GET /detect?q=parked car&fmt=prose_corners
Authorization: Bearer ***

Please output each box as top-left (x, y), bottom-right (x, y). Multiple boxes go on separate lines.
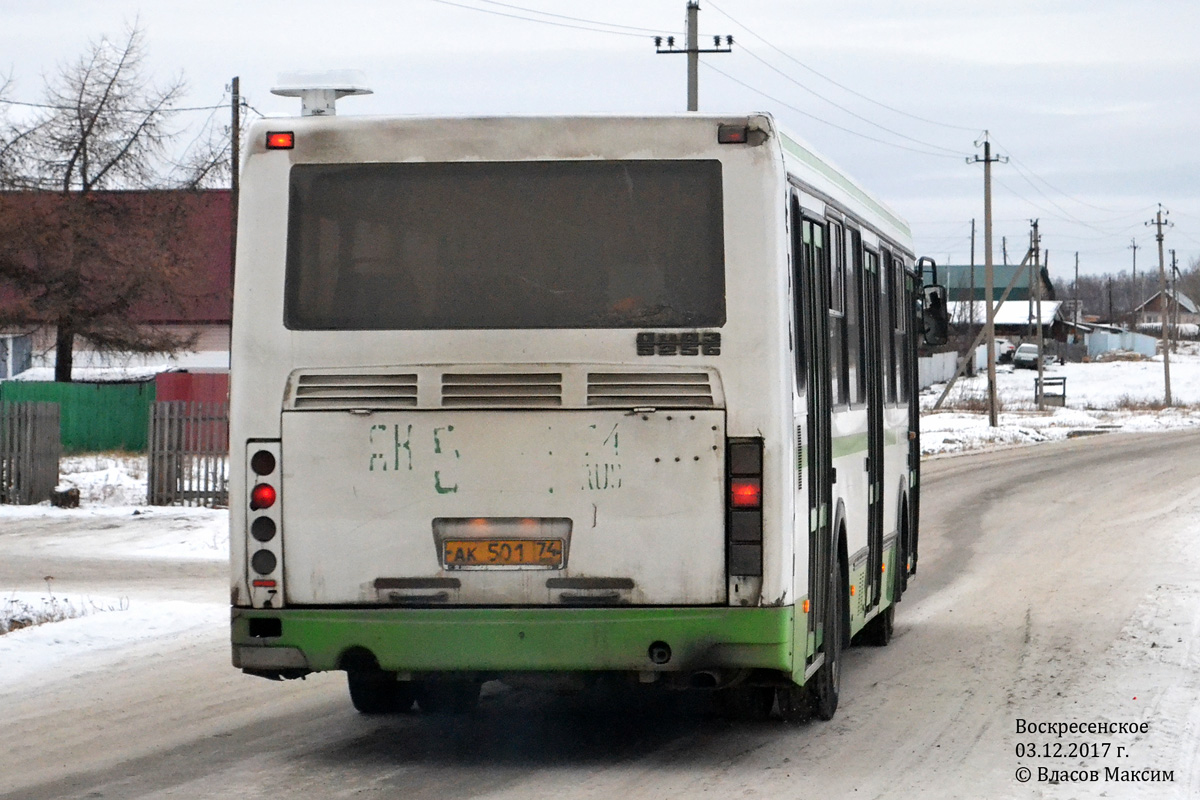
top-left (995, 338), bottom-right (1016, 363)
top-left (1012, 343), bottom-right (1041, 369)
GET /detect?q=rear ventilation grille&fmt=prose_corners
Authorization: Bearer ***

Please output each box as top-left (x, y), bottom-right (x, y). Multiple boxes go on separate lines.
top-left (293, 373), bottom-right (418, 409)
top-left (441, 373), bottom-right (562, 408)
top-left (587, 373), bottom-right (714, 408)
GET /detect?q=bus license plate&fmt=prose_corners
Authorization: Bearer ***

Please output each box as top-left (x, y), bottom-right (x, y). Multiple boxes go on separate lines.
top-left (442, 538), bottom-right (565, 569)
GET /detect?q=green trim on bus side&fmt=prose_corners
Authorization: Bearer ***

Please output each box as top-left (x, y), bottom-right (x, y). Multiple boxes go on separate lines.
top-left (847, 541), bottom-right (899, 638)
top-left (780, 134), bottom-right (913, 239)
top-left (233, 606), bottom-right (795, 675)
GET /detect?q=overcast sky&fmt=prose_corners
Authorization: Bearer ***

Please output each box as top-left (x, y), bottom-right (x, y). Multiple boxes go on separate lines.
top-left (4, 0), bottom-right (1199, 279)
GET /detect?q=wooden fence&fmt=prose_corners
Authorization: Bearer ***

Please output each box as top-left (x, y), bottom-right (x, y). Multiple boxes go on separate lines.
top-left (148, 401), bottom-right (229, 507)
top-left (0, 402), bottom-right (61, 505)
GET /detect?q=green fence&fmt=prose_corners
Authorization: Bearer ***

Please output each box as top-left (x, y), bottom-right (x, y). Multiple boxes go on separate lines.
top-left (0, 381), bottom-right (155, 453)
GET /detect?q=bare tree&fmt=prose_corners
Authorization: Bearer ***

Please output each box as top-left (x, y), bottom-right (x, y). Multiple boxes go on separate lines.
top-left (0, 24), bottom-right (225, 381)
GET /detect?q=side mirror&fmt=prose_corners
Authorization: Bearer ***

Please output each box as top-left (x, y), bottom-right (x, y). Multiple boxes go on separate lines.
top-left (921, 284), bottom-right (949, 346)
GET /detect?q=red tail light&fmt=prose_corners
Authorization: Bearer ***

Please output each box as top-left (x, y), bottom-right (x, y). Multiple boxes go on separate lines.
top-left (727, 438), bottom-right (764, 578)
top-left (266, 131), bottom-right (294, 149)
top-left (730, 478), bottom-right (762, 509)
top-left (250, 483), bottom-right (277, 510)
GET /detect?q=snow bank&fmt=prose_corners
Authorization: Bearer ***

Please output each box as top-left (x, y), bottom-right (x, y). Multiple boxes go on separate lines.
top-left (0, 596), bottom-right (223, 693)
top-left (0, 505), bottom-right (228, 561)
top-left (921, 342), bottom-right (1200, 456)
top-left (57, 453), bottom-right (149, 506)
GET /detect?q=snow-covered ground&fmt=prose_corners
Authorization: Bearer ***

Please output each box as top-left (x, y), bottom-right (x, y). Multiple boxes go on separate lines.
top-left (922, 343), bottom-right (1200, 455)
top-left (0, 454), bottom-right (228, 694)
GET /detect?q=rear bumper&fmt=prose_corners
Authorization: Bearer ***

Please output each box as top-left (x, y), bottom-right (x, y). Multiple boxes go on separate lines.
top-left (232, 606), bottom-right (795, 674)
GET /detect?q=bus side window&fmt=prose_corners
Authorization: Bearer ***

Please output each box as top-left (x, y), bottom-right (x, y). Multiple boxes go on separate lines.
top-left (828, 220), bottom-right (847, 406)
top-left (895, 259), bottom-right (910, 403)
top-left (849, 231), bottom-right (868, 407)
top-left (881, 251), bottom-right (897, 404)
top-left (791, 195), bottom-right (806, 394)
top-left (847, 229), bottom-right (863, 405)
top-left (811, 219), bottom-right (828, 398)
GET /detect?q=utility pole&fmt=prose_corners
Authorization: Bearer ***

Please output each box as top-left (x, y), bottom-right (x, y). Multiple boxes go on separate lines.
top-left (969, 218), bottom-right (976, 339)
top-left (933, 246), bottom-right (1035, 409)
top-left (1146, 205), bottom-right (1173, 405)
top-left (229, 76), bottom-right (240, 372)
top-left (1074, 252), bottom-right (1080, 329)
top-left (655, 3), bottom-right (732, 111)
top-left (968, 133), bottom-right (1006, 427)
top-left (1129, 238), bottom-right (1140, 328)
top-left (1171, 249), bottom-right (1180, 351)
top-left (230, 76), bottom-right (240, 279)
top-left (1026, 228), bottom-right (1035, 343)
top-left (1035, 235), bottom-right (1046, 410)
top-left (1002, 236), bottom-right (1008, 266)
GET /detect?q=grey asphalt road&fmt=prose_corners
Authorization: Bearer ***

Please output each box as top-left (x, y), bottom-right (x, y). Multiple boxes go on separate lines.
top-left (3, 430), bottom-right (1199, 799)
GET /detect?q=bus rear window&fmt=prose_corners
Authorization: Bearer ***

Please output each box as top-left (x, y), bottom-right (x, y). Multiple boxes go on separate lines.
top-left (283, 160), bottom-right (725, 330)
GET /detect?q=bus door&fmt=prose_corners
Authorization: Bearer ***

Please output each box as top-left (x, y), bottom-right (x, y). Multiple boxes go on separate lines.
top-left (861, 248), bottom-right (884, 609)
top-left (903, 268), bottom-right (920, 593)
top-left (793, 197), bottom-right (833, 652)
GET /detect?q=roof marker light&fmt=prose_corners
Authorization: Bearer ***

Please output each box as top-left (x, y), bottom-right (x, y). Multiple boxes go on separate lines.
top-left (718, 125), bottom-right (748, 144)
top-left (266, 132), bottom-right (295, 150)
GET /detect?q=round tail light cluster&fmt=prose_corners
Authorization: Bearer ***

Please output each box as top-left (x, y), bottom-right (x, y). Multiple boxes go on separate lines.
top-left (249, 448), bottom-right (279, 576)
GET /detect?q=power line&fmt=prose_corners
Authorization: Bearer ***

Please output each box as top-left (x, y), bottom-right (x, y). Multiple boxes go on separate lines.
top-left (992, 176), bottom-right (1122, 237)
top-left (998, 166), bottom-right (1118, 231)
top-left (468, 0), bottom-right (666, 35)
top-left (992, 143), bottom-right (1152, 221)
top-left (705, 0), bottom-right (980, 134)
top-left (0, 97), bottom-right (228, 113)
top-left (423, 0), bottom-right (660, 38)
top-left (736, 44), bottom-right (965, 157)
top-left (702, 61), bottom-right (963, 160)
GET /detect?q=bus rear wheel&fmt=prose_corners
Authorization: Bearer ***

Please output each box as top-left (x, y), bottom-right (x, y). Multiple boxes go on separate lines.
top-left (808, 560), bottom-right (843, 721)
top-left (347, 670), bottom-right (416, 714)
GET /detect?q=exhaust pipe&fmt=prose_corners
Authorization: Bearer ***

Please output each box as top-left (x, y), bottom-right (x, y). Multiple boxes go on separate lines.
top-left (647, 641), bottom-right (672, 665)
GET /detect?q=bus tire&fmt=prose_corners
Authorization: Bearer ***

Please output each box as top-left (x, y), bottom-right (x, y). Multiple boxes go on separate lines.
top-left (347, 670), bottom-right (415, 714)
top-left (808, 558), bottom-right (843, 721)
top-left (858, 602), bottom-right (894, 647)
top-left (415, 679), bottom-right (481, 714)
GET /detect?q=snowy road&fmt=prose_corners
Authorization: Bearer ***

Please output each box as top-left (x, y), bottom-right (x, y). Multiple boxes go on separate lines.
top-left (2, 431), bottom-right (1200, 799)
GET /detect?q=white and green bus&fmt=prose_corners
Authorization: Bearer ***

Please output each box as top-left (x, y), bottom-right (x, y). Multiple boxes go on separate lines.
top-left (229, 105), bottom-right (948, 719)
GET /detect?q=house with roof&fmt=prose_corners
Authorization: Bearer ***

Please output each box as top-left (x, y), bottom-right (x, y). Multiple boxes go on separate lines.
top-left (1133, 288), bottom-right (1198, 327)
top-left (938, 263), bottom-right (1055, 303)
top-left (947, 298), bottom-right (1064, 340)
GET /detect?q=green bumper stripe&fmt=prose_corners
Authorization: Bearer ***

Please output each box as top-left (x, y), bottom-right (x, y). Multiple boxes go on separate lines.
top-left (233, 606), bottom-right (794, 673)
